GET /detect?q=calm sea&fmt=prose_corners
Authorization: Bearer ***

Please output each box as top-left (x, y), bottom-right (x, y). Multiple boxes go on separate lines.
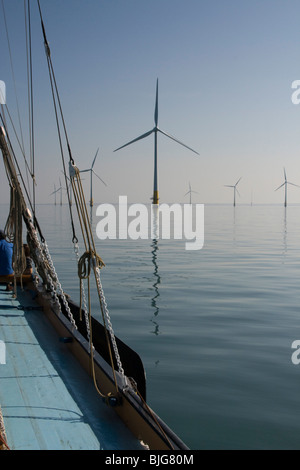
top-left (1, 202), bottom-right (300, 450)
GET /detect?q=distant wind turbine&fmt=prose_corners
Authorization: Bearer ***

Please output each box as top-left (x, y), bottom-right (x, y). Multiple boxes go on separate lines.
top-left (114, 79), bottom-right (199, 205)
top-left (275, 168), bottom-right (300, 207)
top-left (184, 182), bottom-right (199, 204)
top-left (50, 184), bottom-right (58, 205)
top-left (225, 177), bottom-right (242, 207)
top-left (50, 179), bottom-right (64, 205)
top-left (80, 148), bottom-right (107, 207)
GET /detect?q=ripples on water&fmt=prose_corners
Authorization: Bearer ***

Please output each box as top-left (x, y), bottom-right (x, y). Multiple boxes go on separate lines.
top-left (1, 203), bottom-right (300, 449)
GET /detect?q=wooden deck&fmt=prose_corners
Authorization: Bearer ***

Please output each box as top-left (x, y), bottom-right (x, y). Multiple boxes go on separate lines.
top-left (0, 284), bottom-right (144, 450)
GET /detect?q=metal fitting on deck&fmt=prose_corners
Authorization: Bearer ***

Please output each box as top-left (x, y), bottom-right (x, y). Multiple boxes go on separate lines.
top-left (103, 392), bottom-right (122, 407)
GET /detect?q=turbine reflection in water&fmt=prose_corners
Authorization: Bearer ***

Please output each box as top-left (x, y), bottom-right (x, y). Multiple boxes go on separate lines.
top-left (150, 206), bottom-right (160, 335)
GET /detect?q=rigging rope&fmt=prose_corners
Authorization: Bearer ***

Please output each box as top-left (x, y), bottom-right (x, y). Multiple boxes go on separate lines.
top-left (5, 186), bottom-right (27, 294)
top-left (37, 0), bottom-right (126, 398)
top-left (0, 406), bottom-right (10, 450)
top-left (1, 0), bottom-right (34, 205)
top-left (1, 2), bottom-right (125, 400)
top-left (24, 0), bottom-right (36, 212)
top-left (0, 125), bottom-right (75, 330)
top-left (0, 111), bottom-right (44, 242)
top-left (1, 0), bottom-right (25, 156)
top-left (71, 164), bottom-right (125, 390)
top-left (0, 126), bottom-right (27, 295)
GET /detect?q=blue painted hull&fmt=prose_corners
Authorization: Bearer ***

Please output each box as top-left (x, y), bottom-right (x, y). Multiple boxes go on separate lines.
top-left (0, 281), bottom-right (188, 450)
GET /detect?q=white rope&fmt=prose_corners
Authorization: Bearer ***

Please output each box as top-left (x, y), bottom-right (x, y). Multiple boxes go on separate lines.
top-left (28, 222), bottom-right (77, 330)
top-left (42, 240), bottom-right (77, 329)
top-left (94, 263), bottom-right (124, 377)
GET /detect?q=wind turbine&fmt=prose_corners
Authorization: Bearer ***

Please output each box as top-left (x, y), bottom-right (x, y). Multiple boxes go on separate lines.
top-left (184, 181), bottom-right (199, 204)
top-left (80, 148), bottom-right (107, 207)
top-left (114, 79), bottom-right (199, 205)
top-left (225, 177), bottom-right (242, 207)
top-left (50, 179), bottom-right (64, 205)
top-left (275, 168), bottom-right (300, 207)
top-left (50, 184), bottom-right (58, 205)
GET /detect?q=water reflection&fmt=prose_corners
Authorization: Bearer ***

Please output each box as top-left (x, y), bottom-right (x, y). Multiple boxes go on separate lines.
top-left (282, 207), bottom-right (287, 259)
top-left (150, 206), bottom-right (161, 335)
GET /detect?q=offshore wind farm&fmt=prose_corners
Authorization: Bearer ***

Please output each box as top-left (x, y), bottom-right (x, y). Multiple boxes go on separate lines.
top-left (3, 0), bottom-right (300, 452)
top-left (1, 1), bottom-right (300, 207)
top-left (51, 168), bottom-right (300, 207)
top-left (47, 76), bottom-right (300, 209)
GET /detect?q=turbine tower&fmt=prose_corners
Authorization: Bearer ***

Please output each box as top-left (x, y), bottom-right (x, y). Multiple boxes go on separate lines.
top-left (57, 178), bottom-right (64, 205)
top-left (225, 177), bottom-right (242, 207)
top-left (114, 79), bottom-right (199, 205)
top-left (184, 182), bottom-right (199, 204)
top-left (275, 168), bottom-right (300, 207)
top-left (80, 148), bottom-right (106, 207)
top-left (50, 179), bottom-right (64, 205)
top-left (50, 184), bottom-right (57, 205)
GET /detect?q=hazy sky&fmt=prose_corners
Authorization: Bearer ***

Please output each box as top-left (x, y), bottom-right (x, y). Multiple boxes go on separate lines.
top-left (1, 0), bottom-right (300, 205)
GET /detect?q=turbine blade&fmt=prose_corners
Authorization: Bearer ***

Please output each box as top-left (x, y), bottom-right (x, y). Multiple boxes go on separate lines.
top-left (80, 169), bottom-right (90, 173)
top-left (114, 129), bottom-right (154, 152)
top-left (224, 185), bottom-right (234, 188)
top-left (157, 128), bottom-right (199, 155)
top-left (275, 182), bottom-right (285, 191)
top-left (284, 167), bottom-right (287, 182)
top-left (91, 148), bottom-right (99, 169)
top-left (61, 170), bottom-right (70, 181)
top-left (235, 177), bottom-right (242, 186)
top-left (93, 170), bottom-right (107, 186)
top-left (154, 78), bottom-right (158, 127)
top-left (287, 182), bottom-right (300, 188)
top-left (184, 191), bottom-right (190, 196)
